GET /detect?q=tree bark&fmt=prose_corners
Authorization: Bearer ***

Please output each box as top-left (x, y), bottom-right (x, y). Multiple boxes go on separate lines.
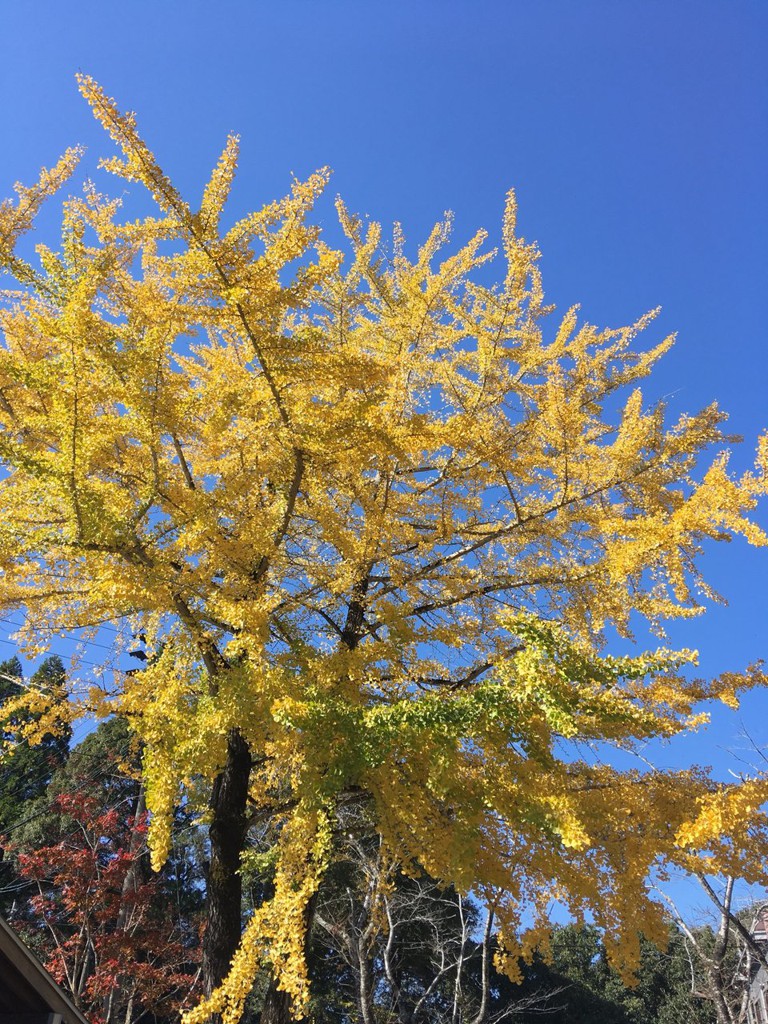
top-left (203, 728), bottom-right (252, 996)
top-left (260, 894), bottom-right (318, 1023)
top-left (711, 876), bottom-right (736, 1024)
top-left (356, 946), bottom-right (376, 1024)
top-left (260, 978), bottom-right (295, 1024)
top-left (105, 785), bottom-right (147, 1024)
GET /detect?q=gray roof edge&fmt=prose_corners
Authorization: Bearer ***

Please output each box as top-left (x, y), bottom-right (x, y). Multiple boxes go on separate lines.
top-left (0, 915), bottom-right (90, 1024)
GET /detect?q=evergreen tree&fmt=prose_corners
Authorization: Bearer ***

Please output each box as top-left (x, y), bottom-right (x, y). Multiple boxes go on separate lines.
top-left (514, 923), bottom-right (716, 1024)
top-left (0, 654), bottom-right (70, 915)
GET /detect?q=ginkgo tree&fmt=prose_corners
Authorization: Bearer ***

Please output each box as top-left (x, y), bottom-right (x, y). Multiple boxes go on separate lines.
top-left (0, 76), bottom-right (767, 1024)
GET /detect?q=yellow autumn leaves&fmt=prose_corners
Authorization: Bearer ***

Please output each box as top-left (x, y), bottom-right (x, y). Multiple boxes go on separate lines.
top-left (0, 76), bottom-right (766, 1022)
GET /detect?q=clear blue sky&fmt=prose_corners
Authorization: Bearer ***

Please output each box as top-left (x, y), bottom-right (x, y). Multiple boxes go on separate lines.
top-left (1, 0), bottom-right (766, 908)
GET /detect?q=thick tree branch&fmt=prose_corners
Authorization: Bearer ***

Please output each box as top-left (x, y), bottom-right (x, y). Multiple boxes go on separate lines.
top-left (698, 874), bottom-right (768, 973)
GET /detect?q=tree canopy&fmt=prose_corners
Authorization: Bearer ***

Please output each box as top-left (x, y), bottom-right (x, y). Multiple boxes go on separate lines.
top-left (0, 77), bottom-right (766, 1023)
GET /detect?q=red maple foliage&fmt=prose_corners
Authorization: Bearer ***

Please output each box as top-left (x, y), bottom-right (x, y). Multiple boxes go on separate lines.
top-left (14, 791), bottom-right (201, 1024)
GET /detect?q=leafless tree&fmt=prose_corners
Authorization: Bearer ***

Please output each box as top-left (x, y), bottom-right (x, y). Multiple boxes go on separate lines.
top-left (655, 874), bottom-right (768, 1024)
top-left (313, 814), bottom-right (563, 1023)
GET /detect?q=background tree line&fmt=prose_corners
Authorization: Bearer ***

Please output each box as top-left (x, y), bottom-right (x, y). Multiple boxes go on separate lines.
top-left (2, 652), bottom-right (762, 1024)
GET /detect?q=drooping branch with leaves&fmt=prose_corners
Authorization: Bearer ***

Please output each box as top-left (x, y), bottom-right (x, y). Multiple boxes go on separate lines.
top-left (0, 77), bottom-right (767, 1023)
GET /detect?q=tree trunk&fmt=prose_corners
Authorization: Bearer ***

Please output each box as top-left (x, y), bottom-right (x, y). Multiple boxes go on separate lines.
top-left (203, 728), bottom-right (252, 996)
top-left (711, 876), bottom-right (736, 1024)
top-left (260, 894), bottom-right (318, 1023)
top-left (356, 946), bottom-right (376, 1024)
top-left (260, 978), bottom-right (295, 1024)
top-left (105, 785), bottom-right (147, 1023)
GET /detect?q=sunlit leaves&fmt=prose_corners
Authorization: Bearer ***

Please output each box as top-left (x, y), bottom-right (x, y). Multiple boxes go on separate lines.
top-left (0, 77), bottom-right (766, 1021)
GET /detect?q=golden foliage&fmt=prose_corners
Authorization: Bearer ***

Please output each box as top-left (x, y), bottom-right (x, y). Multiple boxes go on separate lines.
top-left (0, 78), bottom-right (766, 1019)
